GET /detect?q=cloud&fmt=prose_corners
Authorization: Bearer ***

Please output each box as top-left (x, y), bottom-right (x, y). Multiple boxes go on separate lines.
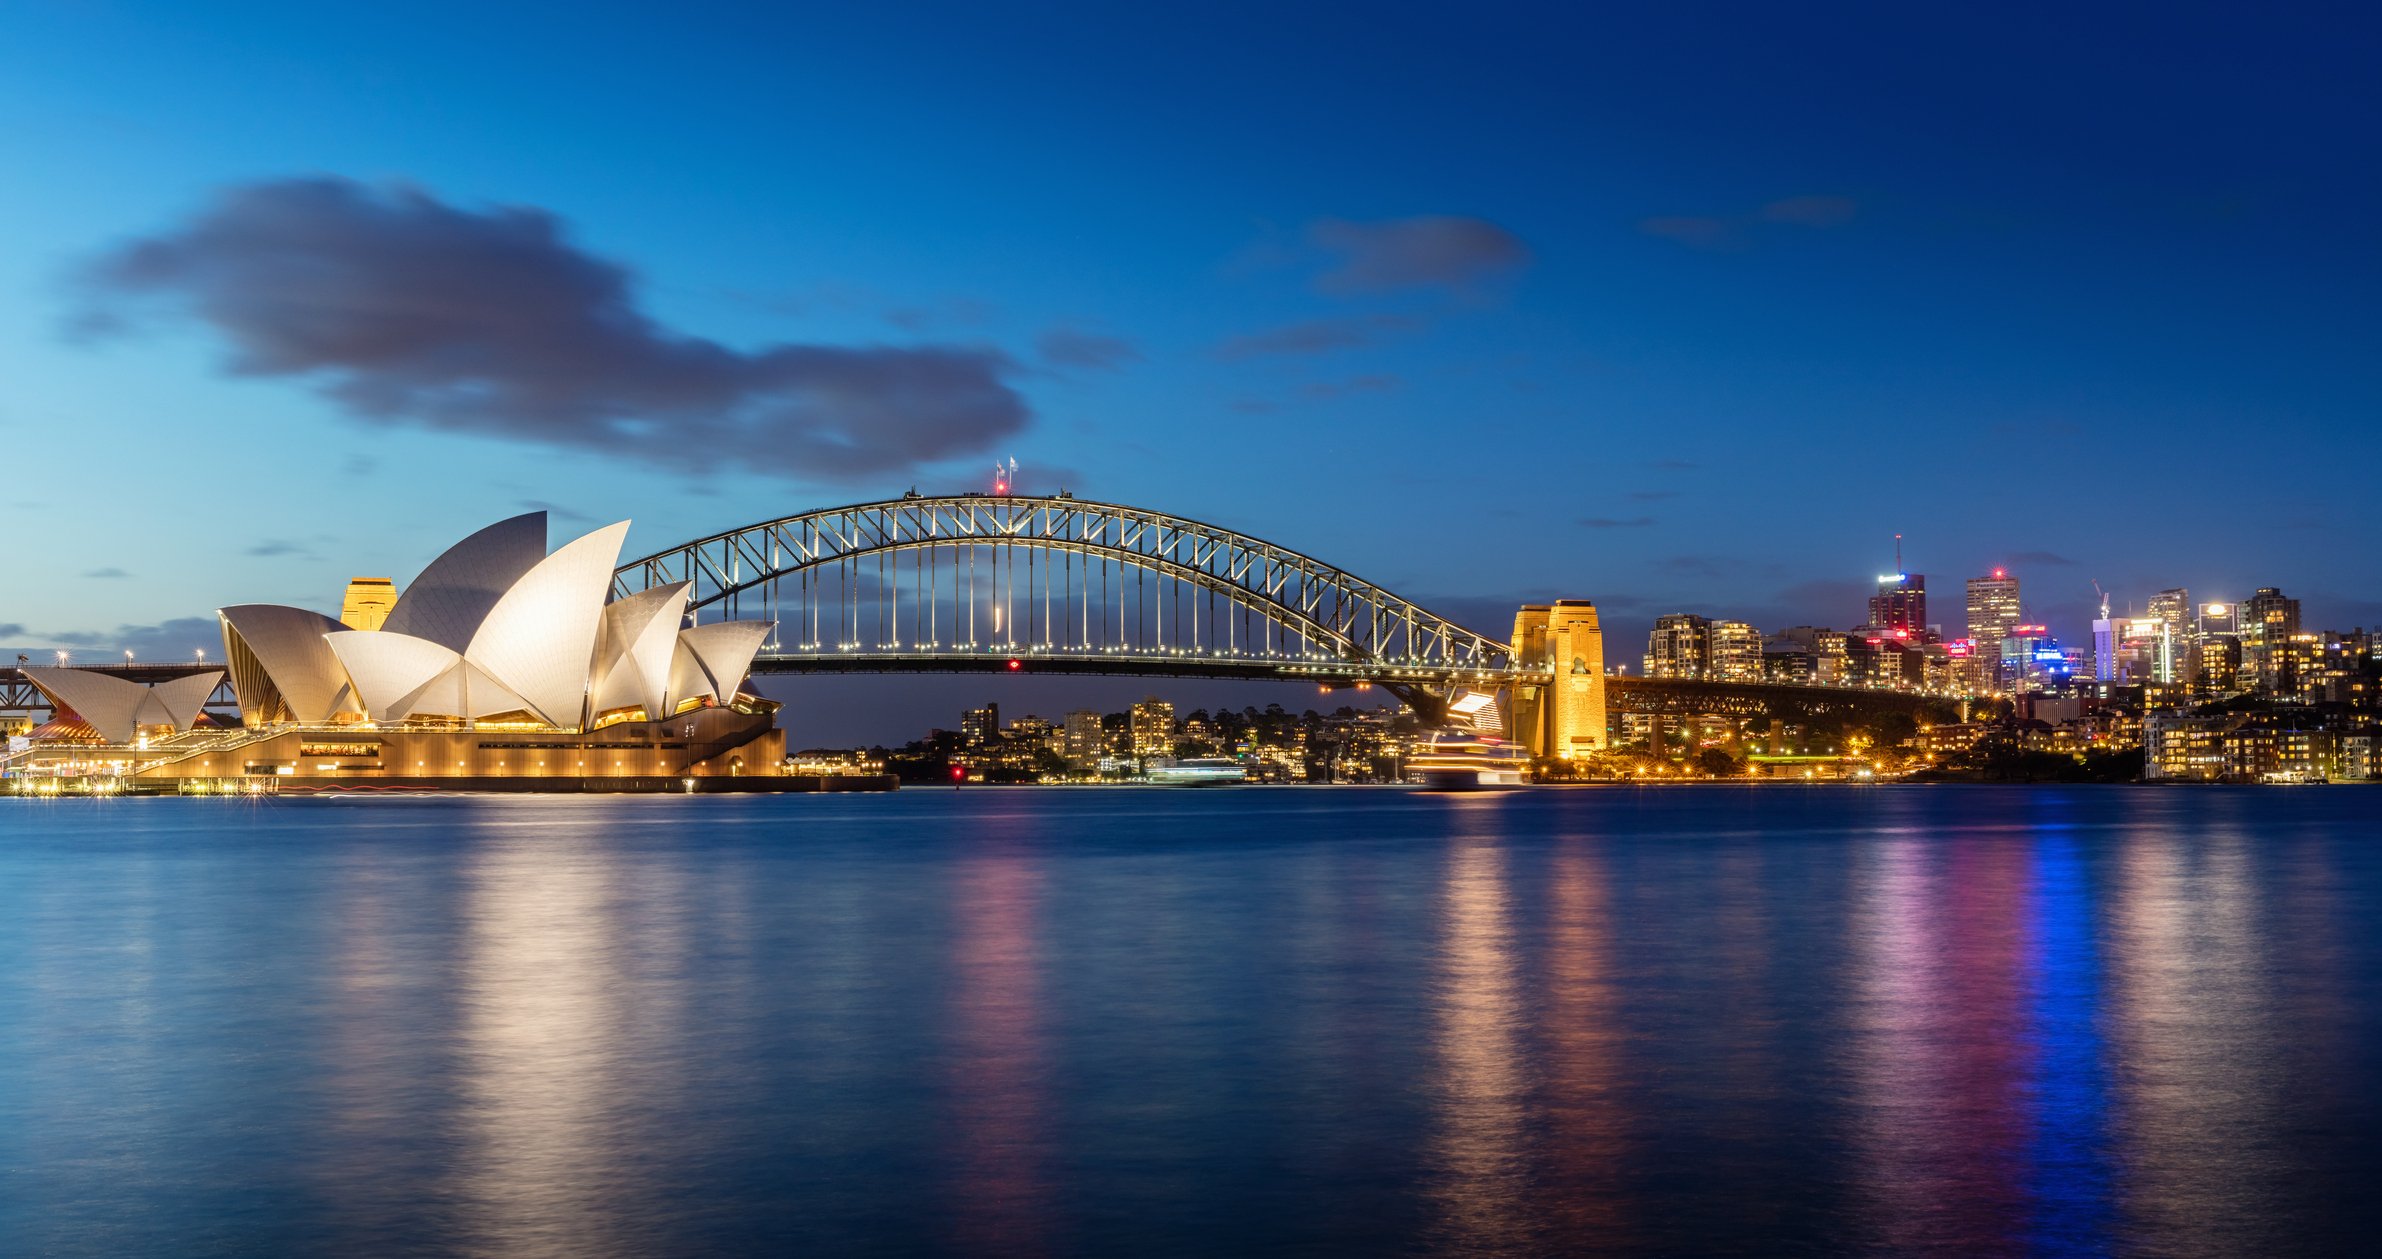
top-left (1653, 555), bottom-right (1779, 579)
top-left (1758, 195), bottom-right (1858, 227)
top-left (1299, 374), bottom-right (1402, 400)
top-left (1638, 216), bottom-right (1741, 250)
top-left (244, 539), bottom-right (313, 558)
top-left (1036, 325), bottom-right (1139, 371)
top-left (885, 296), bottom-right (995, 332)
top-left (1579, 516), bottom-right (1656, 529)
top-left (2008, 550), bottom-right (2076, 567)
top-left (1227, 398), bottom-right (1278, 414)
top-left (1215, 314), bottom-right (1417, 360)
top-left (37, 617), bottom-right (223, 660)
top-left (0, 622), bottom-right (25, 638)
top-left (1647, 458), bottom-right (1699, 470)
top-left (81, 567), bottom-right (131, 579)
top-left (1308, 215), bottom-right (1530, 296)
top-left (341, 453), bottom-right (378, 476)
top-left (72, 176), bottom-right (1028, 481)
top-left (1628, 489), bottom-right (1679, 502)
top-left (1642, 193), bottom-right (1857, 250)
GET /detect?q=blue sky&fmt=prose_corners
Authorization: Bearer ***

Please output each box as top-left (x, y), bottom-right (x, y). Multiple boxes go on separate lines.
top-left (3, 3), bottom-right (2376, 740)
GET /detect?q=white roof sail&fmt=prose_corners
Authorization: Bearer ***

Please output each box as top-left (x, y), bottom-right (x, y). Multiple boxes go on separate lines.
top-left (465, 521), bottom-right (631, 729)
top-left (591, 581), bottom-right (690, 718)
top-left (387, 659), bottom-right (533, 722)
top-left (144, 672), bottom-right (225, 730)
top-left (219, 604), bottom-right (363, 724)
top-left (667, 620), bottom-right (775, 712)
top-left (382, 511), bottom-right (547, 651)
top-left (21, 668), bottom-right (149, 743)
top-left (327, 631), bottom-right (462, 723)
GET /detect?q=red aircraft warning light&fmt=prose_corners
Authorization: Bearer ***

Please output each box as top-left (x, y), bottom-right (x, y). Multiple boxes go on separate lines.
top-left (1007, 658), bottom-right (1022, 670)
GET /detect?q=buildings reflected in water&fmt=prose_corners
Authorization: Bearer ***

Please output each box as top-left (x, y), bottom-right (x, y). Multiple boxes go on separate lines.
top-left (0, 789), bottom-right (2374, 1255)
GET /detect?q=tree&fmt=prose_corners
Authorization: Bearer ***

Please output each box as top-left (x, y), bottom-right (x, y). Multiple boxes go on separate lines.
top-left (1695, 748), bottom-right (1742, 778)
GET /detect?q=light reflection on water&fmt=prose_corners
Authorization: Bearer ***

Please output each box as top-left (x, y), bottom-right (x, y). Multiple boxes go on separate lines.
top-left (1, 786), bottom-right (2379, 1256)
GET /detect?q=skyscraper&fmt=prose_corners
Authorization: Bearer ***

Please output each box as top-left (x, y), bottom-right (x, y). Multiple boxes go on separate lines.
top-left (2241, 587), bottom-right (2302, 692)
top-left (1966, 569), bottom-right (2022, 689)
top-left (2146, 588), bottom-right (2191, 683)
top-left (1868, 573), bottom-right (1926, 639)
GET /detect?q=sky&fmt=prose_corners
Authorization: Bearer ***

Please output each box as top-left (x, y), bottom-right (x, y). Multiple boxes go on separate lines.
top-left (3, 2), bottom-right (2377, 742)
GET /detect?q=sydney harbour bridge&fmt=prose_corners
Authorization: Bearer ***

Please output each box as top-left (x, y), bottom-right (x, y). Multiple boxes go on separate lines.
top-left (4, 491), bottom-right (1944, 749)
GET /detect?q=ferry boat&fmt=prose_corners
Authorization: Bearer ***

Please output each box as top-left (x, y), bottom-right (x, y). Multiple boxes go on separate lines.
top-left (1146, 757), bottom-right (1248, 786)
top-left (1408, 732), bottom-right (1531, 790)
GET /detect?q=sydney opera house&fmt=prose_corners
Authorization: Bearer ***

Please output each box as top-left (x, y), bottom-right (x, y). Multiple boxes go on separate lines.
top-left (10, 512), bottom-right (792, 789)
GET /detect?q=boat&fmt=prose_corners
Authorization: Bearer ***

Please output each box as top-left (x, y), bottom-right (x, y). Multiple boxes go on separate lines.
top-left (1146, 757), bottom-right (1248, 786)
top-left (1408, 731), bottom-right (1531, 789)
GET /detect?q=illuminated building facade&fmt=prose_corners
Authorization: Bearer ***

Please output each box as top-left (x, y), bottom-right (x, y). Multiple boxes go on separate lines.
top-left (1867, 572), bottom-right (1926, 639)
top-left (1645, 614), bottom-right (1712, 679)
top-left (1710, 620), bottom-right (1764, 683)
top-left (2241, 587), bottom-right (2302, 692)
top-left (1129, 697), bottom-right (1176, 759)
top-left (2145, 588), bottom-right (2191, 682)
top-left (14, 511), bottom-right (786, 786)
top-left (1063, 709), bottom-right (1104, 770)
top-left (338, 578), bottom-right (398, 631)
top-left (962, 703), bottom-right (1000, 748)
top-left (1509, 600), bottom-right (1606, 759)
top-left (1966, 569), bottom-right (2022, 689)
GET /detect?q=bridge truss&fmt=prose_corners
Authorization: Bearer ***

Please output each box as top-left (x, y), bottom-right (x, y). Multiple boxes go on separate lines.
top-left (612, 494), bottom-right (1533, 701)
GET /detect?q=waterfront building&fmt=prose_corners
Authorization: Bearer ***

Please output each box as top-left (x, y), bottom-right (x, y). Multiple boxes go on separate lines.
top-left (338, 578), bottom-right (397, 631)
top-left (1765, 627), bottom-right (1849, 686)
top-left (1509, 600), bottom-right (1607, 759)
top-left (961, 703), bottom-right (1000, 748)
top-left (1711, 620), bottom-right (1764, 682)
top-left (11, 511), bottom-right (784, 785)
top-left (1645, 614), bottom-right (1712, 680)
top-left (1966, 570), bottom-right (2022, 688)
top-left (1062, 709), bottom-right (1103, 771)
top-left (1130, 697), bottom-right (1176, 759)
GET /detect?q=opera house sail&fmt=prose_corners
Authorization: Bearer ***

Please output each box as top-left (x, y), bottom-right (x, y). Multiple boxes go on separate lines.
top-left (9, 511), bottom-right (791, 789)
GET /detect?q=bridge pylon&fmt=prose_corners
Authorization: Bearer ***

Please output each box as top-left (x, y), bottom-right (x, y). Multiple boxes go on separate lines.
top-left (1508, 600), bottom-right (1607, 760)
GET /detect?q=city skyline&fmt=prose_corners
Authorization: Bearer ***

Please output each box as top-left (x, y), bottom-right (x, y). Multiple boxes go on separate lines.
top-left (4, 3), bottom-right (2378, 707)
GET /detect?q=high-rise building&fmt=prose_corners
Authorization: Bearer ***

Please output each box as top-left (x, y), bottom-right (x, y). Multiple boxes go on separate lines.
top-left (961, 702), bottom-right (1000, 748)
top-left (1510, 600), bottom-right (1607, 759)
top-left (2240, 587), bottom-right (2301, 691)
top-left (1063, 709), bottom-right (1103, 770)
top-left (1711, 620), bottom-right (1764, 683)
top-left (2001, 624), bottom-right (2067, 692)
top-left (1868, 572), bottom-right (1926, 639)
top-left (338, 577), bottom-right (398, 631)
top-left (1645, 614), bottom-right (1712, 679)
top-left (2146, 588), bottom-right (2191, 683)
top-left (1129, 697), bottom-right (1175, 759)
top-left (1966, 569), bottom-right (2023, 689)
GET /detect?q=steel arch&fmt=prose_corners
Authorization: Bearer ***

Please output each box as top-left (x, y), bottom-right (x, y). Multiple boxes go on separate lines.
top-left (613, 493), bottom-right (1515, 671)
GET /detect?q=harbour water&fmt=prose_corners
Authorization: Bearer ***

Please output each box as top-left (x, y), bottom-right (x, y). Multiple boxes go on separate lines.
top-left (3, 786), bottom-right (2379, 1256)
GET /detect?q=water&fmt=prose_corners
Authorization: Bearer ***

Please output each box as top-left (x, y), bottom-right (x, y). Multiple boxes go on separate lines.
top-left (2, 786), bottom-right (2379, 1257)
